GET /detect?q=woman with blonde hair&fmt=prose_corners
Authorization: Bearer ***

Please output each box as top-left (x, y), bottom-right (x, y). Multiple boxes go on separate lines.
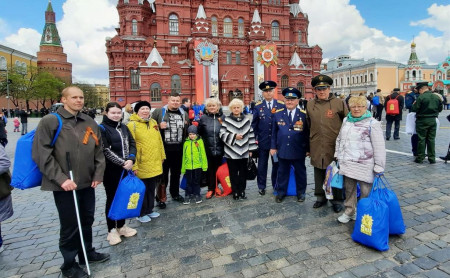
top-left (220, 98), bottom-right (257, 200)
top-left (335, 95), bottom-right (386, 223)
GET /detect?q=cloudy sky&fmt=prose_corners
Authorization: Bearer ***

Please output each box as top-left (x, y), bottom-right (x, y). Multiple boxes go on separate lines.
top-left (0, 0), bottom-right (449, 85)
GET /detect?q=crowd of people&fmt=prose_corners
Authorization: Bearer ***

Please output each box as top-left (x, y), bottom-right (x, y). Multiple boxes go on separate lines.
top-left (0, 73), bottom-right (446, 278)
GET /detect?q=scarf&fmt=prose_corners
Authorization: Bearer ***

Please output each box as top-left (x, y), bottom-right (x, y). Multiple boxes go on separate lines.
top-left (347, 110), bottom-right (372, 123)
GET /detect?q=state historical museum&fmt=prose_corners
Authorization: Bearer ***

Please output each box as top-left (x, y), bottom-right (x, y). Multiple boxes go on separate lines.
top-left (106, 0), bottom-right (322, 107)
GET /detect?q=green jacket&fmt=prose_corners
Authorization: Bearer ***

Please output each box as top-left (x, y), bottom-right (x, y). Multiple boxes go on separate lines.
top-left (412, 91), bottom-right (443, 118)
top-left (181, 137), bottom-right (208, 173)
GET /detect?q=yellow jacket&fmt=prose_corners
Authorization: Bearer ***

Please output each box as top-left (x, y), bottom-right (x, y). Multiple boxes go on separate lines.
top-left (127, 114), bottom-right (166, 179)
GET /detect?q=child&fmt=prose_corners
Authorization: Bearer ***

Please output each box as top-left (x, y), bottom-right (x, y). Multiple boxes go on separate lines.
top-left (181, 125), bottom-right (208, 204)
top-left (13, 117), bottom-right (20, 132)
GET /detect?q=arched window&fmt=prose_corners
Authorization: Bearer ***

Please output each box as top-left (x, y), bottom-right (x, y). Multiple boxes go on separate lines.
top-left (226, 51), bottom-right (232, 64)
top-left (406, 71), bottom-right (410, 80)
top-left (169, 14), bottom-right (179, 35)
top-left (211, 16), bottom-right (218, 37)
top-left (238, 18), bottom-right (244, 38)
top-left (352, 77), bottom-right (355, 84)
top-left (171, 74), bottom-right (181, 94)
top-left (281, 75), bottom-right (289, 91)
top-left (370, 73), bottom-right (374, 82)
top-left (412, 70), bottom-right (416, 78)
top-left (419, 70), bottom-right (422, 79)
top-left (340, 78), bottom-right (343, 86)
top-left (447, 69), bottom-right (450, 79)
top-left (236, 51), bottom-right (241, 64)
top-left (132, 19), bottom-right (137, 35)
top-left (364, 75), bottom-right (367, 83)
top-left (271, 21), bottom-right (280, 41)
top-left (224, 18), bottom-right (233, 37)
top-left (297, 82), bottom-right (305, 96)
top-left (0, 56), bottom-right (6, 70)
top-left (130, 68), bottom-right (140, 89)
top-left (150, 83), bottom-right (161, 102)
top-left (347, 77), bottom-right (350, 85)
top-left (298, 30), bottom-right (302, 44)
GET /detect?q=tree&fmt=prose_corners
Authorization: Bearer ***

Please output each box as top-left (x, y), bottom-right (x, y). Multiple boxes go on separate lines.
top-left (34, 71), bottom-right (65, 108)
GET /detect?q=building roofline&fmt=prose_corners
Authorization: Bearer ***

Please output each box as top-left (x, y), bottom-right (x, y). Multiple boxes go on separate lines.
top-left (0, 44), bottom-right (38, 61)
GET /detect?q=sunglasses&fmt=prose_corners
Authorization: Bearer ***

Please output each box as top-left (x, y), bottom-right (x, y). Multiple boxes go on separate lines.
top-left (315, 87), bottom-right (329, 91)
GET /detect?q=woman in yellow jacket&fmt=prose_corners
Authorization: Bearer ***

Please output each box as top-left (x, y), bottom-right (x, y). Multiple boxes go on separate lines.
top-left (127, 101), bottom-right (166, 223)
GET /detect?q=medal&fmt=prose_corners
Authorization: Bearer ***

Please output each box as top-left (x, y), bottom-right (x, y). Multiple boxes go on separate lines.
top-left (294, 119), bottom-right (303, 131)
top-left (326, 109), bottom-right (334, 118)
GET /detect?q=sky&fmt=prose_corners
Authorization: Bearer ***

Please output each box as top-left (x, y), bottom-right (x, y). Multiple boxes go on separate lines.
top-left (0, 0), bottom-right (449, 85)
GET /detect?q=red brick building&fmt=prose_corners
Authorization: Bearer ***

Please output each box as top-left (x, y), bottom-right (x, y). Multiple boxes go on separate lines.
top-left (106, 0), bottom-right (322, 107)
top-left (37, 1), bottom-right (72, 85)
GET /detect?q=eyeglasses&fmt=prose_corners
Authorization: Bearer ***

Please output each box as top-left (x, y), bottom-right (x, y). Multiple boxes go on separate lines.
top-left (349, 106), bottom-right (366, 109)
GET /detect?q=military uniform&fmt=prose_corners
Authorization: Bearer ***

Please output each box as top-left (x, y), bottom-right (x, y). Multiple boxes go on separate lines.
top-left (412, 82), bottom-right (443, 163)
top-left (271, 88), bottom-right (309, 201)
top-left (251, 81), bottom-right (285, 193)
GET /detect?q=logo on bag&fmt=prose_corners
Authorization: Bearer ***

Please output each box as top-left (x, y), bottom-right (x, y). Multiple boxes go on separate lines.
top-left (225, 176), bottom-right (231, 187)
top-left (127, 193), bottom-right (140, 209)
top-left (361, 214), bottom-right (373, 236)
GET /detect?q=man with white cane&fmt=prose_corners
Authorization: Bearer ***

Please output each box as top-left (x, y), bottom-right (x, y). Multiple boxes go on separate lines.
top-left (33, 86), bottom-right (108, 278)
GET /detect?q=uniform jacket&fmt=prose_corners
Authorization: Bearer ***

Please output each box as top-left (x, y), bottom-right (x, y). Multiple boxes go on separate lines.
top-left (385, 92), bottom-right (404, 120)
top-left (271, 107), bottom-right (309, 160)
top-left (181, 137), bottom-right (208, 173)
top-left (219, 113), bottom-right (258, 159)
top-left (32, 107), bottom-right (105, 191)
top-left (335, 117), bottom-right (386, 184)
top-left (306, 95), bottom-right (348, 169)
top-left (198, 110), bottom-right (225, 157)
top-left (127, 113), bottom-right (166, 179)
top-left (251, 99), bottom-right (285, 150)
top-left (412, 91), bottom-right (443, 118)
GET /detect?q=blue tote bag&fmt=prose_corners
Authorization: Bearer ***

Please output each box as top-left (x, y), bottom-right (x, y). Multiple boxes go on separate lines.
top-left (273, 166), bottom-right (297, 196)
top-left (351, 180), bottom-right (390, 251)
top-left (108, 170), bottom-right (146, 221)
top-left (372, 174), bottom-right (406, 235)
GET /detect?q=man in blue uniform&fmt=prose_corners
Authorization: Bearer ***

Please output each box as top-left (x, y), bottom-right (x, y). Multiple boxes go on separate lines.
top-left (270, 87), bottom-right (310, 203)
top-left (251, 81), bottom-right (285, 195)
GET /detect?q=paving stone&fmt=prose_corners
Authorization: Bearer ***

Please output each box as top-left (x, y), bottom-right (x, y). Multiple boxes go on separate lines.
top-left (428, 247), bottom-right (450, 262)
top-left (280, 262), bottom-right (307, 277)
top-left (413, 257), bottom-right (439, 270)
top-left (393, 263), bottom-right (422, 276)
top-left (230, 248), bottom-right (259, 261)
top-left (241, 264), bottom-right (269, 278)
top-left (246, 254), bottom-right (270, 267)
top-left (211, 255), bottom-right (233, 267)
top-left (265, 258), bottom-right (290, 271)
top-left (349, 263), bottom-right (379, 277)
top-left (393, 251), bottom-right (412, 264)
top-left (424, 269), bottom-right (450, 278)
top-left (410, 245), bottom-right (434, 257)
top-left (439, 261), bottom-right (450, 274)
top-left (328, 271), bottom-right (357, 278)
top-left (223, 261), bottom-right (250, 274)
top-left (265, 248), bottom-right (290, 260)
top-left (374, 259), bottom-right (398, 271)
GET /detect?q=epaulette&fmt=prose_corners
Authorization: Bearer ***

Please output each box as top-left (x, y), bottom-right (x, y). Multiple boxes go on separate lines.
top-left (275, 108), bottom-right (285, 113)
top-left (300, 109), bottom-right (306, 114)
top-left (255, 101), bottom-right (262, 106)
top-left (277, 100), bottom-right (284, 104)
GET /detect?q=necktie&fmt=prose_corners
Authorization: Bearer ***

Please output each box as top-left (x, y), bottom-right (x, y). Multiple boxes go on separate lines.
top-left (268, 102), bottom-right (272, 111)
top-left (288, 111), bottom-right (292, 125)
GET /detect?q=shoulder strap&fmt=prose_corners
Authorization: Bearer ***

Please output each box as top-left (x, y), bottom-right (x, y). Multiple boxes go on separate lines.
top-left (162, 107), bottom-right (166, 121)
top-left (98, 124), bottom-right (105, 131)
top-left (50, 113), bottom-right (63, 147)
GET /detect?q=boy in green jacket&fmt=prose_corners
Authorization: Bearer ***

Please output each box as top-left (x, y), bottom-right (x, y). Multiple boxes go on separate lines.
top-left (181, 125), bottom-right (208, 204)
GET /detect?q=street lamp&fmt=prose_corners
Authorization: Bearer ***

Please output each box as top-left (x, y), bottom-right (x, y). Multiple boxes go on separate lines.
top-left (0, 68), bottom-right (11, 118)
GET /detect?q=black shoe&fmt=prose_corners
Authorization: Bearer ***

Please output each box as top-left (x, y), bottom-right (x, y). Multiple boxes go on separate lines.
top-left (429, 160), bottom-right (436, 164)
top-left (313, 200), bottom-right (327, 208)
top-left (61, 263), bottom-right (88, 278)
top-left (386, 137), bottom-right (390, 141)
top-left (240, 192), bottom-right (247, 200)
top-left (258, 189), bottom-right (266, 196)
top-left (172, 195), bottom-right (185, 203)
top-left (440, 155), bottom-right (450, 161)
top-left (158, 202), bottom-right (166, 209)
top-left (394, 138), bottom-right (400, 140)
top-left (414, 158), bottom-right (423, 164)
top-left (332, 204), bottom-right (343, 213)
top-left (79, 251), bottom-right (110, 265)
top-left (297, 194), bottom-right (305, 202)
top-left (233, 193), bottom-right (239, 200)
top-left (275, 195), bottom-right (283, 203)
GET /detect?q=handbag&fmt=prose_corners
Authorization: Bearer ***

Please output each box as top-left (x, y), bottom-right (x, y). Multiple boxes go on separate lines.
top-left (156, 178), bottom-right (167, 203)
top-left (273, 166), bottom-right (297, 196)
top-left (330, 162), bottom-right (343, 189)
top-left (372, 173), bottom-right (406, 235)
top-left (215, 161), bottom-right (232, 197)
top-left (405, 112), bottom-right (416, 135)
top-left (323, 161), bottom-right (339, 199)
top-left (108, 170), bottom-right (146, 221)
top-left (246, 158), bottom-right (257, 180)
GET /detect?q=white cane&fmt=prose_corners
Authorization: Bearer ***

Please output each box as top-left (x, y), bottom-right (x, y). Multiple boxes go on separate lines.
top-left (66, 152), bottom-right (91, 276)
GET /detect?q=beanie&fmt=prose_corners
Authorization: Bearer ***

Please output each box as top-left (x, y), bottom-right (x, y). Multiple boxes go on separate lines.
top-left (134, 101), bottom-right (151, 113)
top-left (188, 125), bottom-right (198, 134)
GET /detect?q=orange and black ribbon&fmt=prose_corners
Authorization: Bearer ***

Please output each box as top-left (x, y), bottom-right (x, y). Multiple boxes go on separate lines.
top-left (82, 126), bottom-right (99, 145)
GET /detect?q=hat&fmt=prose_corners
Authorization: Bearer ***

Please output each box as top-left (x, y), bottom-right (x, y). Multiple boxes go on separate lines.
top-left (134, 101), bottom-right (151, 113)
top-left (311, 74), bottom-right (333, 88)
top-left (415, 82), bottom-right (428, 90)
top-left (188, 125), bottom-right (198, 134)
top-left (259, 81), bottom-right (277, 91)
top-left (282, 87), bottom-right (301, 99)
top-left (393, 88), bottom-right (400, 92)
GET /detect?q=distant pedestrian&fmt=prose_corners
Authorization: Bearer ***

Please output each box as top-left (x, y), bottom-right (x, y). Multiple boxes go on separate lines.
top-left (13, 117), bottom-right (20, 132)
top-left (0, 145), bottom-right (12, 254)
top-left (373, 89), bottom-right (384, 121)
top-left (385, 88), bottom-right (404, 140)
top-left (0, 114), bottom-right (7, 147)
top-left (19, 108), bottom-right (29, 135)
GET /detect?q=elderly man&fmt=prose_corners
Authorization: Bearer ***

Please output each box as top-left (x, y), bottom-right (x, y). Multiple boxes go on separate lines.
top-left (251, 81), bottom-right (285, 195)
top-left (306, 74), bottom-right (348, 213)
top-left (412, 82), bottom-right (443, 164)
top-left (270, 87), bottom-right (309, 203)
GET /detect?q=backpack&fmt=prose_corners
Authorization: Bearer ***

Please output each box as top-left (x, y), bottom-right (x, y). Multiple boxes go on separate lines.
top-left (372, 95), bottom-right (380, 106)
top-left (11, 113), bottom-right (63, 189)
top-left (386, 95), bottom-right (400, 115)
top-left (405, 93), bottom-right (416, 109)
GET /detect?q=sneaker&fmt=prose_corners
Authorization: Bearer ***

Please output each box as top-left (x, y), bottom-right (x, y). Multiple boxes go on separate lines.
top-left (117, 225), bottom-right (137, 237)
top-left (337, 213), bottom-right (357, 223)
top-left (136, 215), bottom-right (151, 223)
top-left (107, 228), bottom-right (122, 245)
top-left (148, 212), bottom-right (160, 218)
top-left (173, 195), bottom-right (185, 203)
top-left (79, 251), bottom-right (110, 265)
top-left (205, 191), bottom-right (214, 199)
top-left (61, 262), bottom-right (88, 278)
top-left (158, 202), bottom-right (166, 209)
top-left (195, 195), bottom-right (202, 204)
top-left (183, 197), bottom-right (191, 205)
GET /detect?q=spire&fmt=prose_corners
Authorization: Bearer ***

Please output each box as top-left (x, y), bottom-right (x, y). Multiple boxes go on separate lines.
top-left (289, 50), bottom-right (304, 69)
top-left (146, 46), bottom-right (164, 67)
top-left (193, 4), bottom-right (209, 35)
top-left (40, 0), bottom-right (61, 46)
top-left (251, 9), bottom-right (261, 24)
top-left (195, 4), bottom-right (207, 20)
top-left (289, 1), bottom-right (303, 18)
top-left (249, 9), bottom-right (265, 38)
top-left (408, 40), bottom-right (419, 65)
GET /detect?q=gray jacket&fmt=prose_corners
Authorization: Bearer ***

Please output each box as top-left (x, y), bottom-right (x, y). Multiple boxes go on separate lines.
top-left (32, 107), bottom-right (105, 191)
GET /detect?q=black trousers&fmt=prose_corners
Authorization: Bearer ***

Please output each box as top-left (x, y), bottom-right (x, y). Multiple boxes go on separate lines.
top-left (53, 187), bottom-right (95, 268)
top-left (140, 176), bottom-right (157, 216)
top-left (163, 150), bottom-right (182, 198)
top-left (104, 169), bottom-right (126, 232)
top-left (375, 106), bottom-right (383, 121)
top-left (386, 118), bottom-right (400, 139)
top-left (313, 167), bottom-right (343, 204)
top-left (227, 158), bottom-right (248, 195)
top-left (185, 168), bottom-right (202, 196)
top-left (411, 134), bottom-right (419, 156)
top-left (206, 155), bottom-right (223, 192)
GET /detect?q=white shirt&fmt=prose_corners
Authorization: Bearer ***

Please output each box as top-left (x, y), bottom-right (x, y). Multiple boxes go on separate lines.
top-left (266, 99), bottom-right (273, 110)
top-left (287, 108), bottom-right (296, 122)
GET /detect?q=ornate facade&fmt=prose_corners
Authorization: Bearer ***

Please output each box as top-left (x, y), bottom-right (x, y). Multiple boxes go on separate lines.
top-left (431, 56), bottom-right (450, 96)
top-left (106, 0), bottom-right (322, 107)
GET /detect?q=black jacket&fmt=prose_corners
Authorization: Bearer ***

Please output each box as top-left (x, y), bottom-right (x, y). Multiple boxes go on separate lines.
top-left (385, 92), bottom-right (404, 121)
top-left (198, 110), bottom-right (225, 157)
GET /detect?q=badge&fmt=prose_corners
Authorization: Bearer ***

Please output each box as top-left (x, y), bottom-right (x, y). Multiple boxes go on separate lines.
top-left (271, 108), bottom-right (276, 114)
top-left (326, 109), bottom-right (334, 118)
top-left (294, 119), bottom-right (303, 131)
